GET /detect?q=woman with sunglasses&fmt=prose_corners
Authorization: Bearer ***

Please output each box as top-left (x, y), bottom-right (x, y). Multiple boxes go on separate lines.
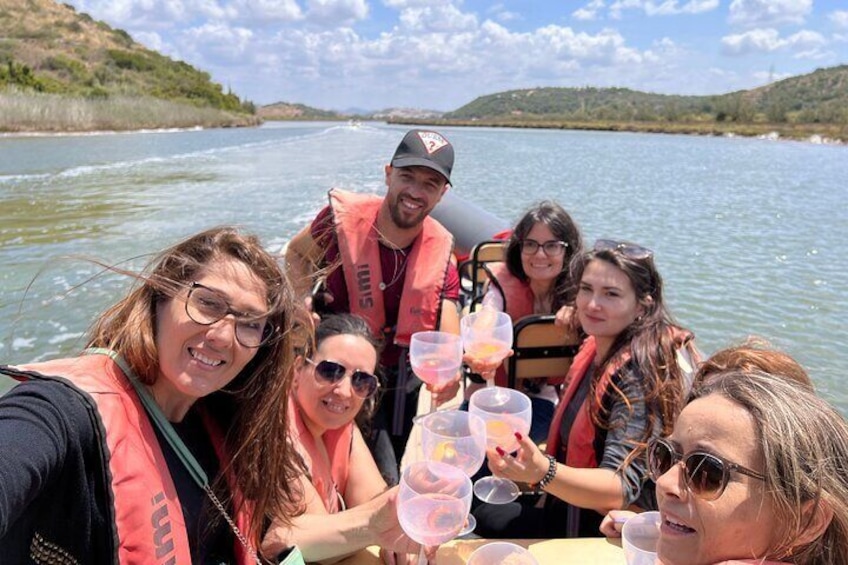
top-left (605, 370), bottom-right (848, 564)
top-left (262, 314), bottom-right (420, 564)
top-left (465, 200), bottom-right (583, 442)
top-left (0, 227), bottom-right (304, 564)
top-left (474, 238), bottom-right (698, 538)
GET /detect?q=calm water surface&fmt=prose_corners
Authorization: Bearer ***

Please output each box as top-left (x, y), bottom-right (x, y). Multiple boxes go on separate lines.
top-left (1, 123), bottom-right (846, 411)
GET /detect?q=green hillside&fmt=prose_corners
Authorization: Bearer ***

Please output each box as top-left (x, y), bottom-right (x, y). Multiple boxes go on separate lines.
top-left (258, 101), bottom-right (345, 120)
top-left (0, 0), bottom-right (253, 114)
top-left (445, 65), bottom-right (848, 127)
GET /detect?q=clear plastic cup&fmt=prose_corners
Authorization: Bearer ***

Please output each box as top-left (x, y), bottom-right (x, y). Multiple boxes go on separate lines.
top-left (466, 541), bottom-right (539, 565)
top-left (621, 511), bottom-right (661, 565)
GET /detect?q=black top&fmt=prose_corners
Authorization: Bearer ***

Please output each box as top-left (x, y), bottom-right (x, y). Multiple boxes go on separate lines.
top-left (0, 367), bottom-right (236, 564)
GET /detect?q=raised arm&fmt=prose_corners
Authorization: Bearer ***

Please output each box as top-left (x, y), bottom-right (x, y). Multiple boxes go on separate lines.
top-left (261, 428), bottom-right (418, 564)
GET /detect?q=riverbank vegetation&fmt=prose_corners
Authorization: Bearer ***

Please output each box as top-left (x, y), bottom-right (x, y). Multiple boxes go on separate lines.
top-left (0, 89), bottom-right (259, 132)
top-left (0, 0), bottom-right (256, 132)
top-left (395, 65), bottom-right (847, 143)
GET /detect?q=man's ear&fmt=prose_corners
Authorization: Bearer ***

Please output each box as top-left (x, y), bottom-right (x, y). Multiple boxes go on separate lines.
top-left (792, 498), bottom-right (834, 549)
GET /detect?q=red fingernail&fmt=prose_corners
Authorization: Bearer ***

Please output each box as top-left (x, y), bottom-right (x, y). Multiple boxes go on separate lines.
top-left (495, 446), bottom-right (506, 457)
top-left (514, 432), bottom-right (523, 441)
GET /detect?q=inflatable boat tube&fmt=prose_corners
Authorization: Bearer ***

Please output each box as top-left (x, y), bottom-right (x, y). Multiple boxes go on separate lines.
top-left (431, 191), bottom-right (511, 259)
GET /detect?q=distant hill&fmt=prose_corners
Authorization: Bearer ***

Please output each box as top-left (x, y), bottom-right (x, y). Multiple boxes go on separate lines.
top-left (0, 0), bottom-right (253, 114)
top-left (445, 65), bottom-right (848, 126)
top-left (258, 102), bottom-right (344, 120)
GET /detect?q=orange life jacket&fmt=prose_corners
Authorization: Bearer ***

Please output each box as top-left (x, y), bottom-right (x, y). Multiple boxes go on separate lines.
top-left (546, 330), bottom-right (694, 468)
top-left (288, 398), bottom-right (352, 514)
top-left (16, 354), bottom-right (254, 565)
top-left (329, 188), bottom-right (454, 345)
top-left (485, 264), bottom-right (567, 389)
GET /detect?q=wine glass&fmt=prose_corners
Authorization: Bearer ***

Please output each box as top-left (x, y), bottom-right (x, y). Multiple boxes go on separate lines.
top-left (468, 386), bottom-right (532, 504)
top-left (396, 460), bottom-right (473, 565)
top-left (420, 410), bottom-right (487, 535)
top-left (461, 309), bottom-right (513, 388)
top-left (409, 331), bottom-right (463, 423)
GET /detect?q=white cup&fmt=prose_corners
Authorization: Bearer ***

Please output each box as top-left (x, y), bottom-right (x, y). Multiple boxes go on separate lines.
top-left (466, 541), bottom-right (539, 565)
top-left (621, 511), bottom-right (660, 565)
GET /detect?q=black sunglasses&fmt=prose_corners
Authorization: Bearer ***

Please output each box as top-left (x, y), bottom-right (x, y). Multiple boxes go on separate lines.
top-left (185, 282), bottom-right (275, 348)
top-left (648, 438), bottom-right (766, 501)
top-left (306, 358), bottom-right (380, 399)
top-left (594, 239), bottom-right (653, 260)
top-left (520, 239), bottom-right (568, 257)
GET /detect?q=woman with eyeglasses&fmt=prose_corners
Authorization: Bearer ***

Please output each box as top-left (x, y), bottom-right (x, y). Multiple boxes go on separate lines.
top-left (262, 314), bottom-right (420, 565)
top-left (464, 200), bottom-right (583, 442)
top-left (603, 370), bottom-right (848, 565)
top-left (0, 227), bottom-right (305, 564)
top-left (473, 238), bottom-right (698, 539)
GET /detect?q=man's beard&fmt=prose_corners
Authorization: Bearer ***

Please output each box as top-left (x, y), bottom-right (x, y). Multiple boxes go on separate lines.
top-left (389, 195), bottom-right (426, 229)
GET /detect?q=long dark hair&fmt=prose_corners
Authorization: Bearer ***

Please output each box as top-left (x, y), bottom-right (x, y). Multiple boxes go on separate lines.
top-left (571, 243), bottom-right (693, 467)
top-left (504, 200), bottom-right (583, 311)
top-left (87, 226), bottom-right (307, 547)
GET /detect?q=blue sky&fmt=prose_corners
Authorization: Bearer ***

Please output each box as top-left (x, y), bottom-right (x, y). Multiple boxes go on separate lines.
top-left (65, 0), bottom-right (848, 112)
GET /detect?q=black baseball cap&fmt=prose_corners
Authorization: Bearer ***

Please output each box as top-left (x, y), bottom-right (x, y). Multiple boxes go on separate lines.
top-left (390, 129), bottom-right (454, 185)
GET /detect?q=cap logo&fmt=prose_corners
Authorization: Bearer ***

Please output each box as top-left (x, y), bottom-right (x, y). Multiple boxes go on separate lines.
top-left (416, 131), bottom-right (449, 154)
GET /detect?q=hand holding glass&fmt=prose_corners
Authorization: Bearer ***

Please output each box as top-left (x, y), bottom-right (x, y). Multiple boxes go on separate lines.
top-left (421, 411), bottom-right (487, 535)
top-left (468, 386), bottom-right (532, 504)
top-left (396, 460), bottom-right (473, 565)
top-left (410, 331), bottom-right (463, 422)
top-left (461, 309), bottom-right (513, 387)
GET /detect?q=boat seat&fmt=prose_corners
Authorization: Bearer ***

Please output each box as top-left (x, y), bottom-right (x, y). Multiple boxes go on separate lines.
top-left (458, 239), bottom-right (507, 307)
top-left (506, 314), bottom-right (580, 391)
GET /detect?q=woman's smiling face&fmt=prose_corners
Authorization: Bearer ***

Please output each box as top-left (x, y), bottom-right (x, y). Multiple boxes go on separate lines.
top-left (520, 222), bottom-right (565, 284)
top-left (655, 394), bottom-right (778, 565)
top-left (293, 333), bottom-right (378, 436)
top-left (153, 257), bottom-right (267, 418)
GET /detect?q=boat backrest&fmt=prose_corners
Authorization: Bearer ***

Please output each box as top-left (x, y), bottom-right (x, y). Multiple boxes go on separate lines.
top-left (506, 314), bottom-right (581, 389)
top-left (458, 239), bottom-right (507, 308)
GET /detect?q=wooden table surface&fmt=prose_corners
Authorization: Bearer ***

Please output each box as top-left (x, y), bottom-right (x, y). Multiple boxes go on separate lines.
top-left (336, 537), bottom-right (625, 564)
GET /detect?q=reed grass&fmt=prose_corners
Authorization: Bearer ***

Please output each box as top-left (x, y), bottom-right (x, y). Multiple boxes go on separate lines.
top-left (0, 90), bottom-right (260, 133)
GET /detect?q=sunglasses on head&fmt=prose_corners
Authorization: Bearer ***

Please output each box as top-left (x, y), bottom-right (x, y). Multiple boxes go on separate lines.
top-left (648, 437), bottom-right (766, 501)
top-left (594, 239), bottom-right (653, 260)
top-left (306, 358), bottom-right (380, 399)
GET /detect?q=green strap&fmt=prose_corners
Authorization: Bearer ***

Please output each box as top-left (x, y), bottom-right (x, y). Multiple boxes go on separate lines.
top-left (83, 347), bottom-right (209, 489)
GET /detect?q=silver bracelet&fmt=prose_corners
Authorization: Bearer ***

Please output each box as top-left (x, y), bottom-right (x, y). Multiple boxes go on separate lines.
top-left (533, 454), bottom-right (557, 491)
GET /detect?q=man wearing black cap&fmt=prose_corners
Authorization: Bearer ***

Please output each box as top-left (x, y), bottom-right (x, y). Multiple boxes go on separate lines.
top-left (285, 129), bottom-right (461, 485)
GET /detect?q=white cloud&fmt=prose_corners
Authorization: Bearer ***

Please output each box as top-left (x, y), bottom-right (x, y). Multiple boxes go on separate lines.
top-left (181, 23), bottom-right (255, 64)
top-left (728, 0), bottom-right (812, 28)
top-left (608, 0), bottom-right (718, 18)
top-left (572, 0), bottom-right (605, 21)
top-left (829, 10), bottom-right (848, 30)
top-left (306, 0), bottom-right (368, 24)
top-left (721, 27), bottom-right (825, 56)
top-left (398, 5), bottom-right (479, 33)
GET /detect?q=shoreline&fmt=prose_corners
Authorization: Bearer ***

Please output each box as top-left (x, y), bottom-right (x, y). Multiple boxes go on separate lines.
top-left (388, 118), bottom-right (847, 145)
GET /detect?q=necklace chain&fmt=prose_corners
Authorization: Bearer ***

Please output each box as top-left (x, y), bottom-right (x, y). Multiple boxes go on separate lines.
top-left (381, 246), bottom-right (408, 290)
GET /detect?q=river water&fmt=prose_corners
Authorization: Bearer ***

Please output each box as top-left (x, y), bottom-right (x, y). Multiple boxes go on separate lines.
top-left (1, 122), bottom-right (846, 411)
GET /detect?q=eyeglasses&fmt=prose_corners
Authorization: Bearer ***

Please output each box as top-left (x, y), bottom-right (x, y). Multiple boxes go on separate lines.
top-left (520, 239), bottom-right (568, 257)
top-left (648, 438), bottom-right (766, 501)
top-left (185, 282), bottom-right (274, 348)
top-left (594, 239), bottom-right (653, 260)
top-left (306, 358), bottom-right (380, 399)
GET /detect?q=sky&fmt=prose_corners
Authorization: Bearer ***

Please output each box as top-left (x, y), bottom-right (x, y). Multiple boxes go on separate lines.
top-left (65, 0), bottom-right (848, 112)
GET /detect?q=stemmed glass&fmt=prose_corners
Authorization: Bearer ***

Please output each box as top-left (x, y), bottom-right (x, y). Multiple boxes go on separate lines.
top-left (410, 331), bottom-right (463, 423)
top-left (396, 460), bottom-right (473, 565)
top-left (461, 309), bottom-right (513, 388)
top-left (420, 410), bottom-right (487, 535)
top-left (468, 386), bottom-right (532, 504)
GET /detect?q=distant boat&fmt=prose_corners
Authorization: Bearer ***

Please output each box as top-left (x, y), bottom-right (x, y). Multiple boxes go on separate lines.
top-left (348, 119), bottom-right (362, 129)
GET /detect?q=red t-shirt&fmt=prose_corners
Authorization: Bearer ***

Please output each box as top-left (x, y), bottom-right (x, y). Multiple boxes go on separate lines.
top-left (310, 206), bottom-right (460, 368)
